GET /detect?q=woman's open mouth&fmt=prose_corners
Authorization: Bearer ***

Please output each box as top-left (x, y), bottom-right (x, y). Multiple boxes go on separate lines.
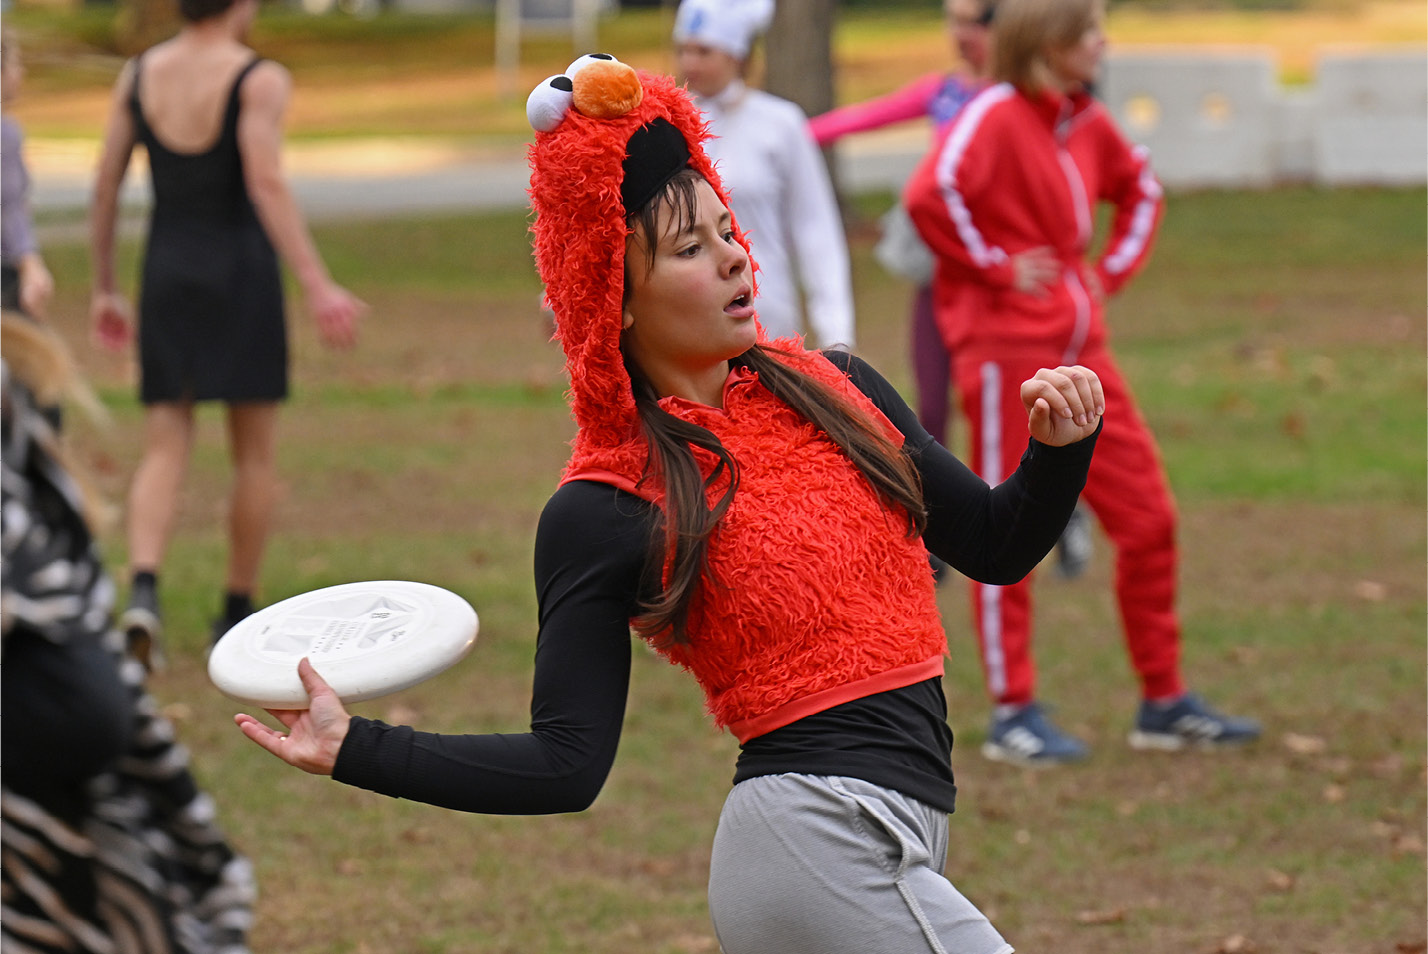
top-left (725, 289), bottom-right (755, 319)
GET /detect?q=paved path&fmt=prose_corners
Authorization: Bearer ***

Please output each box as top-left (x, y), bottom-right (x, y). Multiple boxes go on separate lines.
top-left (30, 126), bottom-right (930, 233)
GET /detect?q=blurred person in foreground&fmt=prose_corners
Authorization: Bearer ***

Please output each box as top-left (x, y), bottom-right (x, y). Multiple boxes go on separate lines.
top-left (673, 0), bottom-right (856, 351)
top-left (1, 311), bottom-right (255, 953)
top-left (2, 26), bottom-right (55, 320)
top-left (905, 0), bottom-right (1260, 765)
top-left (89, 0), bottom-right (365, 666)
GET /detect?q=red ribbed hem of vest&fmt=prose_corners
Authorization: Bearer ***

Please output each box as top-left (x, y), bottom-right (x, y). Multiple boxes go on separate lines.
top-left (725, 655), bottom-right (948, 744)
top-left (560, 468), bottom-right (653, 499)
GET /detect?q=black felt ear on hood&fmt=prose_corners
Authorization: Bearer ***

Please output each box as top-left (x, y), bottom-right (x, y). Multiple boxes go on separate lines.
top-left (621, 117), bottom-right (691, 216)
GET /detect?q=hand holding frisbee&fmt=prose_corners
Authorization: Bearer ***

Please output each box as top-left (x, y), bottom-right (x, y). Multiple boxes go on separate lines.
top-left (217, 581), bottom-right (478, 775)
top-left (233, 658), bottom-right (351, 776)
top-left (209, 580), bottom-right (478, 707)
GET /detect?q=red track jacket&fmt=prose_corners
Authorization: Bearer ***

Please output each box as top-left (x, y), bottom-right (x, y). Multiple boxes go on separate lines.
top-left (904, 83), bottom-right (1163, 365)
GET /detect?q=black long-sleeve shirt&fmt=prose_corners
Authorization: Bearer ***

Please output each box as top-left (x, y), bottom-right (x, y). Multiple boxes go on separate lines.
top-left (333, 353), bottom-right (1097, 815)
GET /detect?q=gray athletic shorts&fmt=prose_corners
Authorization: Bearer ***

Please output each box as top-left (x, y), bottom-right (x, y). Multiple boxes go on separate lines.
top-left (708, 774), bottom-right (1013, 954)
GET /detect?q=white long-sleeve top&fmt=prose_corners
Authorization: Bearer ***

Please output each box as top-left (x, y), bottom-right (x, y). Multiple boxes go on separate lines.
top-left (693, 81), bottom-right (856, 350)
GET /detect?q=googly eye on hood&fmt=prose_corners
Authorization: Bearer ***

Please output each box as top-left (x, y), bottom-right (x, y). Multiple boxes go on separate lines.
top-left (526, 53), bottom-right (645, 133)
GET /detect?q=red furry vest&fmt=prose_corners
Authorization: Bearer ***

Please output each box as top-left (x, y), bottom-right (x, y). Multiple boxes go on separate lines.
top-left (564, 351), bottom-right (948, 743)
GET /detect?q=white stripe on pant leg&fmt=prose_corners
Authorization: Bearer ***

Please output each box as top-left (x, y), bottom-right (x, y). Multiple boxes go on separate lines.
top-left (980, 587), bottom-right (1005, 700)
top-left (978, 362), bottom-right (1002, 486)
top-left (978, 361), bottom-right (1007, 700)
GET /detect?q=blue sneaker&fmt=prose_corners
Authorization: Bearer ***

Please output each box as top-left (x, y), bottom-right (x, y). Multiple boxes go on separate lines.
top-left (1129, 693), bottom-right (1261, 751)
top-left (981, 702), bottom-right (1089, 766)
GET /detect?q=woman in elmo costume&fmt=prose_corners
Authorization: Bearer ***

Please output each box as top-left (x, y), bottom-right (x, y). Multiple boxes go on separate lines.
top-left (233, 55), bottom-right (1105, 954)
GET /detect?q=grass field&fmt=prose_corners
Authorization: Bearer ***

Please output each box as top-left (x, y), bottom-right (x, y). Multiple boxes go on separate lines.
top-left (32, 180), bottom-right (1427, 953)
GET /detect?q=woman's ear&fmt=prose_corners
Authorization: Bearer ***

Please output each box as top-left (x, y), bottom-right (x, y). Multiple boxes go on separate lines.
top-left (621, 232), bottom-right (642, 333)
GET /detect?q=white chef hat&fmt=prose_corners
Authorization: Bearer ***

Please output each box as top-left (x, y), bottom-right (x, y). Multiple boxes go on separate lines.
top-left (672, 0), bottom-right (776, 61)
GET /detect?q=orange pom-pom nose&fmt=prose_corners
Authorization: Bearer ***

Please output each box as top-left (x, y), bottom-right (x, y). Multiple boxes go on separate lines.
top-left (572, 60), bottom-right (644, 119)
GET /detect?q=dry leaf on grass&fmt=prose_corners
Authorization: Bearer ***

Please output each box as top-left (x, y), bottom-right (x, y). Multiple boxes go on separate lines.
top-left (1365, 821), bottom-right (1427, 855)
top-left (1393, 832), bottom-right (1426, 856)
top-left (334, 857), bottom-right (366, 876)
top-left (1369, 753), bottom-right (1405, 778)
top-left (1353, 579), bottom-right (1388, 601)
top-left (977, 804), bottom-right (1012, 822)
top-left (1395, 942), bottom-right (1427, 954)
top-left (1282, 732), bottom-right (1328, 755)
top-left (1074, 908), bottom-right (1126, 925)
top-left (1265, 869), bottom-right (1295, 892)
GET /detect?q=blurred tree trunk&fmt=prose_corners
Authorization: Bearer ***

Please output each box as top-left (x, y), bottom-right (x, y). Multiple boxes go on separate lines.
top-left (763, 0), bottom-right (844, 208)
top-left (116, 0), bottom-right (180, 55)
top-left (762, 0), bottom-right (836, 117)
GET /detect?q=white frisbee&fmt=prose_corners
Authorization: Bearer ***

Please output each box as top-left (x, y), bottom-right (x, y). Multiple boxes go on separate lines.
top-left (207, 580), bottom-right (478, 708)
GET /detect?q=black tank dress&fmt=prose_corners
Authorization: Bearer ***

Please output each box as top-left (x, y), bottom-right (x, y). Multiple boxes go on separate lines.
top-left (130, 57), bottom-right (288, 404)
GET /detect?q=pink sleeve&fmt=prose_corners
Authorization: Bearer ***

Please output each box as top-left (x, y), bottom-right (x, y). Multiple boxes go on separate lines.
top-left (808, 73), bottom-right (946, 146)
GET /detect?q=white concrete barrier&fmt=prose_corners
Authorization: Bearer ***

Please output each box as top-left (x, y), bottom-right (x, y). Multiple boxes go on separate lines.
top-left (1101, 50), bottom-right (1282, 188)
top-left (1102, 49), bottom-right (1427, 188)
top-left (1314, 51), bottom-right (1428, 185)
top-left (829, 50), bottom-right (1427, 193)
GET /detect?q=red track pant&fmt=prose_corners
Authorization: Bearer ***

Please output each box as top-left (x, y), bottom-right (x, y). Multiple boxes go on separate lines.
top-left (953, 346), bottom-right (1185, 707)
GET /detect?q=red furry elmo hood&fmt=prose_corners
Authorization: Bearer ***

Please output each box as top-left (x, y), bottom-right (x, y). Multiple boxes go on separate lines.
top-left (526, 56), bottom-right (760, 480)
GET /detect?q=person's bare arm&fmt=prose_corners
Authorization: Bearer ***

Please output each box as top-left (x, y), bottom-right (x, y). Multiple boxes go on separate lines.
top-left (17, 252), bottom-right (53, 318)
top-left (237, 61), bottom-right (363, 349)
top-left (88, 59), bottom-right (137, 350)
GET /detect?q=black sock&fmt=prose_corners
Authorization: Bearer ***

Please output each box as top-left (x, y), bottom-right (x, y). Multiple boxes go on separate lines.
top-left (132, 570), bottom-right (158, 592)
top-left (223, 592), bottom-right (255, 623)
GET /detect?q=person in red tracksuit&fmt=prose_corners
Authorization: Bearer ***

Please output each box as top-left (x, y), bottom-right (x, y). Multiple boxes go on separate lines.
top-left (905, 0), bottom-right (1260, 765)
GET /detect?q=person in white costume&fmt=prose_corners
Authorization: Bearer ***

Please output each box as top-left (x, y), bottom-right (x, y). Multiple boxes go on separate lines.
top-left (673, 0), bottom-right (855, 350)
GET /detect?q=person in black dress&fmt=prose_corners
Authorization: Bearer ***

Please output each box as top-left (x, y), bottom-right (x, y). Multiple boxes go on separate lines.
top-left (89, 0), bottom-right (364, 666)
